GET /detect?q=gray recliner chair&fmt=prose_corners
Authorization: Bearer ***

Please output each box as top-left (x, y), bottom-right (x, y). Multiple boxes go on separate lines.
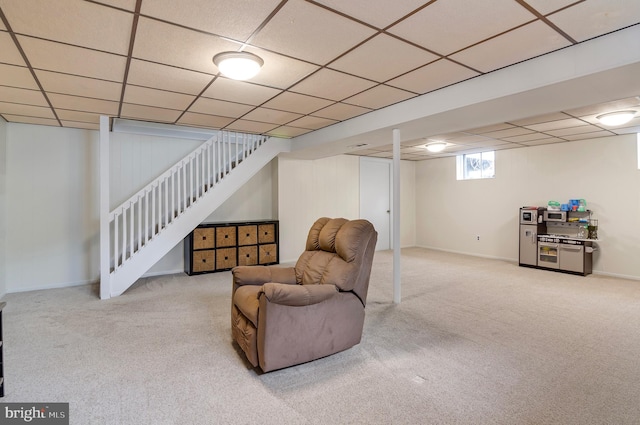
top-left (231, 217), bottom-right (377, 372)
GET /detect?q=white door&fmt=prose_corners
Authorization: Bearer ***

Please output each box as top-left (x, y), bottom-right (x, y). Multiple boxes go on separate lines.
top-left (359, 157), bottom-right (391, 250)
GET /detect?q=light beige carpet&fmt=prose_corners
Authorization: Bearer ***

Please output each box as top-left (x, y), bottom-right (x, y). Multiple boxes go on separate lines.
top-left (2, 248), bottom-right (640, 424)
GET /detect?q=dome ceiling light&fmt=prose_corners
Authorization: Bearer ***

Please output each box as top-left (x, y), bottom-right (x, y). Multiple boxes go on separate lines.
top-left (595, 110), bottom-right (636, 126)
top-left (424, 140), bottom-right (447, 153)
top-left (212, 51), bottom-right (264, 81)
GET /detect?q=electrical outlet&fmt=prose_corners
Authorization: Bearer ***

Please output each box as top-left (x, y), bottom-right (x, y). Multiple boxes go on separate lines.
top-left (476, 235), bottom-right (480, 241)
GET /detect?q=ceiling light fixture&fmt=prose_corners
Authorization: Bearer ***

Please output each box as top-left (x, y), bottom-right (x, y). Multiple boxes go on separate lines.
top-left (595, 110), bottom-right (636, 126)
top-left (424, 141), bottom-right (446, 153)
top-left (212, 51), bottom-right (264, 81)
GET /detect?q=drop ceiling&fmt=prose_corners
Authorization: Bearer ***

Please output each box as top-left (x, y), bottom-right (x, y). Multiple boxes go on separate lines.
top-left (0, 0), bottom-right (639, 160)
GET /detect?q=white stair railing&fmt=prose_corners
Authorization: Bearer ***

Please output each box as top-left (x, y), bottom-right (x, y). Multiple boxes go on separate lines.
top-left (108, 131), bottom-right (267, 273)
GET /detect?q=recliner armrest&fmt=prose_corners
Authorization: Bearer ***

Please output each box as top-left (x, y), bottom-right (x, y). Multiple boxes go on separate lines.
top-left (260, 283), bottom-right (337, 306)
top-left (232, 265), bottom-right (297, 286)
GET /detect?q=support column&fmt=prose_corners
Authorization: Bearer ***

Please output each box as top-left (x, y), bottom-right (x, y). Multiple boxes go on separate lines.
top-left (99, 115), bottom-right (110, 299)
top-left (392, 128), bottom-right (401, 304)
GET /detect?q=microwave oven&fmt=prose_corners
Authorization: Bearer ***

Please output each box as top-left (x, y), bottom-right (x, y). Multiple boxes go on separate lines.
top-left (544, 210), bottom-right (567, 222)
top-left (520, 207), bottom-right (543, 224)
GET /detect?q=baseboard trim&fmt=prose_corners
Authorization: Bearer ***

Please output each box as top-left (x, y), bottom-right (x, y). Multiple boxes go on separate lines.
top-left (414, 245), bottom-right (516, 263)
top-left (8, 279), bottom-right (96, 294)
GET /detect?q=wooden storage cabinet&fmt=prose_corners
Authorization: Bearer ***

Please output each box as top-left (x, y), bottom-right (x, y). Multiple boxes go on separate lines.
top-left (184, 220), bottom-right (279, 275)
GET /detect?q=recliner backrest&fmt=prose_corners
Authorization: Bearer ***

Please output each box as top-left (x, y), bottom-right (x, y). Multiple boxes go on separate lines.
top-left (294, 218), bottom-right (377, 306)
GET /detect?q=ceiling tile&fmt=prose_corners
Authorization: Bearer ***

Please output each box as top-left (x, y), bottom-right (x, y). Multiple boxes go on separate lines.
top-left (313, 0), bottom-right (428, 29)
top-left (612, 125), bottom-right (640, 135)
top-left (176, 112), bottom-right (235, 129)
top-left (225, 119), bottom-right (279, 134)
top-left (0, 0), bottom-right (132, 54)
top-left (562, 130), bottom-right (615, 141)
top-left (55, 109), bottom-right (101, 124)
top-left (18, 36), bottom-right (126, 82)
top-left (250, 0), bottom-right (377, 64)
top-left (124, 85), bottom-right (195, 111)
top-left (548, 0), bottom-right (640, 42)
top-left (508, 112), bottom-right (573, 126)
top-left (467, 123), bottom-right (515, 134)
top-left (480, 127), bottom-right (535, 139)
top-left (61, 120), bottom-right (100, 130)
top-left (0, 64), bottom-right (38, 89)
top-left (311, 103), bottom-right (371, 121)
top-left (267, 126), bottom-right (313, 138)
top-left (189, 97), bottom-right (254, 118)
top-left (289, 68), bottom-right (377, 101)
top-left (48, 93), bottom-right (119, 115)
top-left (133, 17), bottom-right (239, 74)
top-left (520, 137), bottom-right (565, 146)
top-left (140, 0), bottom-right (281, 41)
top-left (0, 114), bottom-right (58, 126)
top-left (343, 85), bottom-right (414, 109)
top-left (450, 21), bottom-right (571, 73)
top-left (546, 125), bottom-right (600, 137)
top-left (262, 92), bottom-right (334, 115)
top-left (0, 102), bottom-right (54, 118)
top-left (120, 103), bottom-right (182, 123)
top-left (427, 132), bottom-right (469, 141)
top-left (501, 133), bottom-right (557, 143)
top-left (468, 141), bottom-right (512, 149)
top-left (35, 70), bottom-right (122, 101)
top-left (91, 0), bottom-right (138, 11)
top-left (523, 0), bottom-right (580, 15)
top-left (345, 149), bottom-right (380, 155)
top-left (127, 59), bottom-right (212, 95)
top-left (0, 31), bottom-right (26, 66)
top-left (202, 78), bottom-right (281, 106)
top-left (524, 117), bottom-right (590, 132)
top-left (387, 59), bottom-right (479, 94)
top-left (242, 46), bottom-right (321, 90)
top-left (447, 135), bottom-right (494, 144)
top-left (0, 86), bottom-right (48, 106)
top-left (286, 115), bottom-right (338, 130)
top-left (329, 34), bottom-right (439, 83)
top-left (369, 152), bottom-right (393, 158)
top-left (387, 0), bottom-right (536, 55)
top-left (241, 107), bottom-right (302, 126)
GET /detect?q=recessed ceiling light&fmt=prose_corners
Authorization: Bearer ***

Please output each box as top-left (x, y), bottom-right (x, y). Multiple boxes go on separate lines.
top-left (213, 51), bottom-right (264, 81)
top-left (596, 110), bottom-right (636, 126)
top-left (424, 141), bottom-right (446, 152)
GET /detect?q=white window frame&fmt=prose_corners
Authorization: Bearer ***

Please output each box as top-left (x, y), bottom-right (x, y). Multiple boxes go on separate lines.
top-left (456, 151), bottom-right (495, 180)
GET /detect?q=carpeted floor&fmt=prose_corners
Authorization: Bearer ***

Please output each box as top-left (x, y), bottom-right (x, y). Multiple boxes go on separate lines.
top-left (2, 248), bottom-right (640, 424)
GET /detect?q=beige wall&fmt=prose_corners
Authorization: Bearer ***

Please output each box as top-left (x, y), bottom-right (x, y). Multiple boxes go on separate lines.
top-left (277, 155), bottom-right (360, 262)
top-left (6, 124), bottom-right (100, 292)
top-left (277, 155), bottom-right (417, 262)
top-left (4, 123), bottom-right (277, 291)
top-left (416, 133), bottom-right (640, 280)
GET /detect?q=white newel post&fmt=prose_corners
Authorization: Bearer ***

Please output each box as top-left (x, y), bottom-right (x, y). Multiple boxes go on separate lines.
top-left (99, 115), bottom-right (111, 299)
top-left (392, 128), bottom-right (401, 304)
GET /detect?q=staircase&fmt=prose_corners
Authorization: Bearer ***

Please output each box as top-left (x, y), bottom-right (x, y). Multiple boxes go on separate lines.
top-left (102, 130), bottom-right (291, 298)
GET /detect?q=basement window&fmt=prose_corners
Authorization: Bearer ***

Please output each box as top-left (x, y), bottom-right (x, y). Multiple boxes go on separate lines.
top-left (456, 151), bottom-right (495, 180)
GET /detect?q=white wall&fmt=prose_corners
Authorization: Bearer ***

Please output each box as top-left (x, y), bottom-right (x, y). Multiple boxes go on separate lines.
top-left (0, 117), bottom-right (7, 298)
top-left (4, 123), bottom-right (278, 292)
top-left (416, 134), bottom-right (640, 280)
top-left (6, 124), bottom-right (100, 292)
top-left (278, 155), bottom-right (416, 263)
top-left (146, 159), bottom-right (277, 275)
